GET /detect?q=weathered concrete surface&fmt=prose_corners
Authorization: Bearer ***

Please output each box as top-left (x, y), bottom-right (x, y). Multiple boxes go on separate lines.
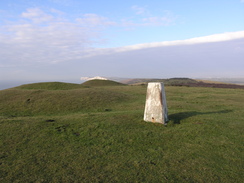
top-left (144, 82), bottom-right (168, 124)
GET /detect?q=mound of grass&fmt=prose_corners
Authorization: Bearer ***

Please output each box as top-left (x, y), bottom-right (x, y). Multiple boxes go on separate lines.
top-left (0, 86), bottom-right (134, 116)
top-left (14, 82), bottom-right (85, 90)
top-left (0, 84), bottom-right (243, 182)
top-left (82, 79), bottom-right (124, 87)
top-left (164, 78), bottom-right (198, 85)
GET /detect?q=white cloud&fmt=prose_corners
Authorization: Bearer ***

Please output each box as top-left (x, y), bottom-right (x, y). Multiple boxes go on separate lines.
top-left (131, 5), bottom-right (148, 15)
top-left (142, 16), bottom-right (174, 26)
top-left (120, 15), bottom-right (175, 28)
top-left (21, 8), bottom-right (54, 23)
top-left (48, 0), bottom-right (73, 6)
top-left (0, 8), bottom-right (108, 66)
top-left (130, 6), bottom-right (176, 27)
top-left (86, 31), bottom-right (244, 56)
top-left (76, 14), bottom-right (116, 27)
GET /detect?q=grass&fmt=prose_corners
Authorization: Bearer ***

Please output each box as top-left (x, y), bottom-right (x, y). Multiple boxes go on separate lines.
top-left (0, 87), bottom-right (130, 116)
top-left (14, 82), bottom-right (86, 90)
top-left (0, 81), bottom-right (243, 182)
top-left (82, 79), bottom-right (124, 87)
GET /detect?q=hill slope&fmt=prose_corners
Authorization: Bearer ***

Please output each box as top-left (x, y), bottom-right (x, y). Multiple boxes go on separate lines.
top-left (14, 82), bottom-right (85, 90)
top-left (82, 79), bottom-right (124, 87)
top-left (0, 84), bottom-right (243, 182)
top-left (0, 86), bottom-right (131, 116)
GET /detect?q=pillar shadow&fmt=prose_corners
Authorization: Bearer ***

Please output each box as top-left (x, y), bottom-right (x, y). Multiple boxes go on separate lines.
top-left (168, 110), bottom-right (232, 124)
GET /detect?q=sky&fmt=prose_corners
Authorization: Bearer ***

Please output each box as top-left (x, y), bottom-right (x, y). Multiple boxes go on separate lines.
top-left (0, 0), bottom-right (244, 88)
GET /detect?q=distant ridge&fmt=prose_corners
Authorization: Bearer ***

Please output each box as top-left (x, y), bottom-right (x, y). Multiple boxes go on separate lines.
top-left (121, 78), bottom-right (244, 89)
top-left (121, 78), bottom-right (198, 85)
top-left (6, 78), bottom-right (244, 91)
top-left (13, 80), bottom-right (124, 90)
top-left (14, 82), bottom-right (84, 90)
top-left (82, 79), bottom-right (124, 87)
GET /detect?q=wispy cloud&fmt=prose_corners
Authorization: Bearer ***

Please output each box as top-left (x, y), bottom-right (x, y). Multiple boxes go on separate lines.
top-left (0, 8), bottom-right (109, 66)
top-left (76, 14), bottom-right (116, 27)
top-left (131, 5), bottom-right (149, 15)
top-left (142, 15), bottom-right (174, 26)
top-left (130, 6), bottom-right (176, 27)
top-left (21, 8), bottom-right (54, 23)
top-left (48, 0), bottom-right (74, 6)
top-left (88, 31), bottom-right (244, 56)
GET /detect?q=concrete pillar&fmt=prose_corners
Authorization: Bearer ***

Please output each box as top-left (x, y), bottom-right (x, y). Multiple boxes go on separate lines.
top-left (144, 82), bottom-right (168, 124)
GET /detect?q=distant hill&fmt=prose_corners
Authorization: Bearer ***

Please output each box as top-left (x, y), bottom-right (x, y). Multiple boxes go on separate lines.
top-left (5, 78), bottom-right (244, 92)
top-left (121, 78), bottom-right (244, 89)
top-left (14, 82), bottom-right (85, 90)
top-left (121, 78), bottom-right (198, 85)
top-left (199, 78), bottom-right (244, 85)
top-left (0, 83), bottom-right (129, 117)
top-left (82, 79), bottom-right (124, 87)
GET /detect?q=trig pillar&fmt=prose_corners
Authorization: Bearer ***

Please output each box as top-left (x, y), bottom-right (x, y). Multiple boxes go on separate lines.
top-left (144, 82), bottom-right (168, 124)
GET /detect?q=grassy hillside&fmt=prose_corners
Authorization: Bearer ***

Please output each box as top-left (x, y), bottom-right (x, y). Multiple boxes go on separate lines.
top-left (0, 83), bottom-right (243, 182)
top-left (15, 82), bottom-right (85, 90)
top-left (82, 79), bottom-right (124, 87)
top-left (122, 78), bottom-right (244, 89)
top-left (0, 88), bottom-right (131, 117)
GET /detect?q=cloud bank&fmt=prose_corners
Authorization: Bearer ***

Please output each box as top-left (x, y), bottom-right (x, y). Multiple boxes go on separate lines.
top-left (73, 37), bottom-right (244, 79)
top-left (82, 31), bottom-right (244, 58)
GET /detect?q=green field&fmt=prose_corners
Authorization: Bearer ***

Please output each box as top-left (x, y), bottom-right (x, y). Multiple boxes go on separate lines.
top-left (0, 80), bottom-right (243, 182)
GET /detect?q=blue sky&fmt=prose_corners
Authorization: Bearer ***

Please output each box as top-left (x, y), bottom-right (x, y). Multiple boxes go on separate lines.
top-left (0, 0), bottom-right (244, 88)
